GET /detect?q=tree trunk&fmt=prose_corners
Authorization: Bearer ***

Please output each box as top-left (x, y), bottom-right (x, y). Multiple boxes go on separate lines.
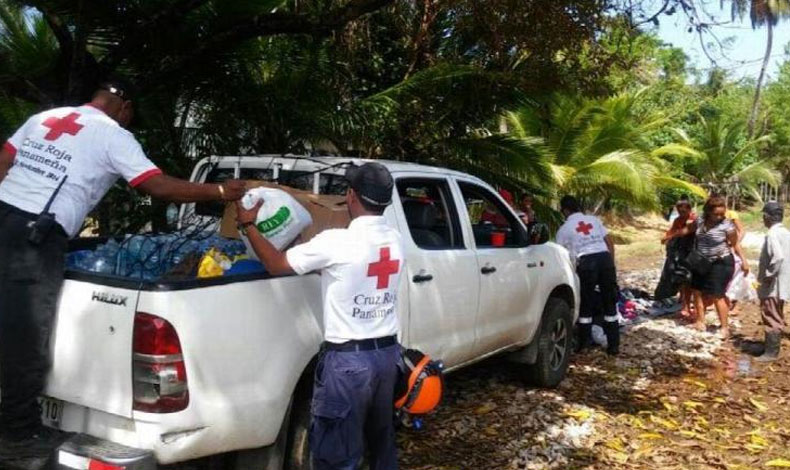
top-left (748, 19), bottom-right (773, 138)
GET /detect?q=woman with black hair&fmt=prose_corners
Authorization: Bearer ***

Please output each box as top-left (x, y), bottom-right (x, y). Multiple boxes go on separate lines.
top-left (664, 196), bottom-right (749, 339)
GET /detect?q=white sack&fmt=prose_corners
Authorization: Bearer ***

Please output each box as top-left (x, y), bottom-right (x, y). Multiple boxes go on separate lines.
top-left (239, 187), bottom-right (313, 255)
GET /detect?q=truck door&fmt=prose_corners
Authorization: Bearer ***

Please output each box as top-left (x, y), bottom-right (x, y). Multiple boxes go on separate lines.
top-left (455, 180), bottom-right (536, 355)
top-left (394, 177), bottom-right (480, 368)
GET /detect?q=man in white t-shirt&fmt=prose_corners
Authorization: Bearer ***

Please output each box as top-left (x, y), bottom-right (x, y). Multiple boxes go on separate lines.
top-left (555, 195), bottom-right (619, 355)
top-left (0, 80), bottom-right (245, 457)
top-left (236, 162), bottom-right (404, 470)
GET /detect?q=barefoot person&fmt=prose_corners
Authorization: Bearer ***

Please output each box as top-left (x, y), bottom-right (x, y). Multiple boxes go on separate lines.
top-left (755, 201), bottom-right (790, 361)
top-left (657, 196), bottom-right (696, 318)
top-left (664, 196), bottom-right (749, 338)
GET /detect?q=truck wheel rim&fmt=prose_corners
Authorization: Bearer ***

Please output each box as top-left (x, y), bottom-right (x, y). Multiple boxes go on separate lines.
top-left (550, 319), bottom-right (567, 370)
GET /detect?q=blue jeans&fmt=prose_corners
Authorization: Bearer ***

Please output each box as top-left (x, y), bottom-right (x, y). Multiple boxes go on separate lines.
top-left (310, 344), bottom-right (399, 470)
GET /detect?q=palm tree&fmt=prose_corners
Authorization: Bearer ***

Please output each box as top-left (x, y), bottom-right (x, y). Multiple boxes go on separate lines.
top-left (731, 0), bottom-right (790, 137)
top-left (464, 91), bottom-right (706, 213)
top-left (656, 115), bottom-right (779, 204)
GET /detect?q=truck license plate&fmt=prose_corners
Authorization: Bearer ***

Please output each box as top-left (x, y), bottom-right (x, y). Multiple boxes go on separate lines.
top-left (40, 397), bottom-right (63, 427)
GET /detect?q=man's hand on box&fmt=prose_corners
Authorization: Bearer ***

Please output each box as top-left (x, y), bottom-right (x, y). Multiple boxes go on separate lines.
top-left (221, 180), bottom-right (247, 201)
top-left (236, 200), bottom-right (263, 226)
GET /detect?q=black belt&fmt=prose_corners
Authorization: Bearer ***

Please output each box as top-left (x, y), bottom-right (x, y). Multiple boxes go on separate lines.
top-left (0, 200), bottom-right (67, 237)
top-left (323, 335), bottom-right (397, 352)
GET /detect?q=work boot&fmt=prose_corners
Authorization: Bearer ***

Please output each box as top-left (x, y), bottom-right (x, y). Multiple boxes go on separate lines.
top-left (604, 322), bottom-right (620, 356)
top-left (756, 332), bottom-right (781, 362)
top-left (576, 323), bottom-right (593, 352)
top-left (741, 341), bottom-right (765, 356)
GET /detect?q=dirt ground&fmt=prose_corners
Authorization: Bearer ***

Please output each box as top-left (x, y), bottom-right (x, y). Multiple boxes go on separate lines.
top-left (399, 214), bottom-right (790, 470)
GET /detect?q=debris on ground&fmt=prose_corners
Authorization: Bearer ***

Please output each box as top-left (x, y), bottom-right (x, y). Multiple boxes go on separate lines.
top-left (400, 267), bottom-right (790, 470)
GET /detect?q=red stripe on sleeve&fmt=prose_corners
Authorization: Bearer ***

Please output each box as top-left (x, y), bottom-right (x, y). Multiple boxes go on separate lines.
top-left (2, 141), bottom-right (17, 160)
top-left (129, 168), bottom-right (163, 187)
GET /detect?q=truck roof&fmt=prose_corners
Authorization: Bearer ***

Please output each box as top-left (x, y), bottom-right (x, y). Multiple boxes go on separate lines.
top-left (197, 154), bottom-right (486, 185)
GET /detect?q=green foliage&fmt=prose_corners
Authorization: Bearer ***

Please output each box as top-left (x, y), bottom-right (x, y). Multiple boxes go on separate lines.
top-left (657, 115), bottom-right (779, 199)
top-left (1, 0), bottom-right (789, 233)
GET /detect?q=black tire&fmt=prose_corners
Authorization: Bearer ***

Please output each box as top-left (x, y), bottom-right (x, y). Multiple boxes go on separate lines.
top-left (526, 297), bottom-right (573, 388)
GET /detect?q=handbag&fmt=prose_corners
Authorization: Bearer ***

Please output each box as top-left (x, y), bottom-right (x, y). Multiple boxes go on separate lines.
top-left (684, 248), bottom-right (712, 276)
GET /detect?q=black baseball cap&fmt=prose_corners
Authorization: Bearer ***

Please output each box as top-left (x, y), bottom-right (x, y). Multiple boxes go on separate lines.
top-left (345, 162), bottom-right (394, 207)
top-left (98, 78), bottom-right (135, 101)
top-left (763, 201), bottom-right (784, 218)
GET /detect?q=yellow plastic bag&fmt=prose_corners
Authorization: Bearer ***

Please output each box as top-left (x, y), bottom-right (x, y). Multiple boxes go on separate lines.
top-left (197, 248), bottom-right (231, 278)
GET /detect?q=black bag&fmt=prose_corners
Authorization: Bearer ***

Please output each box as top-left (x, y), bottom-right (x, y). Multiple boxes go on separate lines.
top-left (684, 249), bottom-right (712, 276)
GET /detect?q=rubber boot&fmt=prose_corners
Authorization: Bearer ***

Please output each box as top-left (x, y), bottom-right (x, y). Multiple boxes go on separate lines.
top-left (603, 322), bottom-right (620, 356)
top-left (576, 323), bottom-right (593, 352)
top-left (756, 332), bottom-right (781, 362)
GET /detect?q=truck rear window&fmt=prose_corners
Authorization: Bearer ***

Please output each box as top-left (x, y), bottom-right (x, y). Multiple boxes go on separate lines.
top-left (194, 167), bottom-right (348, 217)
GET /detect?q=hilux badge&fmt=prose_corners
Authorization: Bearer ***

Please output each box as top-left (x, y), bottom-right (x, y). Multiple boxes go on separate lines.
top-left (91, 291), bottom-right (128, 307)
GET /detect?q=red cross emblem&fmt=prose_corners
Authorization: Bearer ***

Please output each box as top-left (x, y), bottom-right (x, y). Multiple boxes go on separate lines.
top-left (367, 247), bottom-right (400, 289)
top-left (42, 112), bottom-right (84, 141)
top-left (576, 221), bottom-right (593, 236)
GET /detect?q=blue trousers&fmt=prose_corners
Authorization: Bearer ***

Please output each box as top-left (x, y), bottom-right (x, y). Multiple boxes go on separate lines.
top-left (310, 344), bottom-right (399, 470)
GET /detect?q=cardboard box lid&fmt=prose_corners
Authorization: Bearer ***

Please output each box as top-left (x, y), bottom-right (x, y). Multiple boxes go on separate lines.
top-left (219, 180), bottom-right (350, 243)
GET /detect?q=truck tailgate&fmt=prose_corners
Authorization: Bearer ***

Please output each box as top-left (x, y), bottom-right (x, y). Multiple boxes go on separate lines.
top-left (46, 279), bottom-right (139, 419)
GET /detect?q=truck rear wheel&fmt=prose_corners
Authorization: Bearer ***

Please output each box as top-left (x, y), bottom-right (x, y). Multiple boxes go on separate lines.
top-left (229, 400), bottom-right (292, 470)
top-left (526, 298), bottom-right (573, 388)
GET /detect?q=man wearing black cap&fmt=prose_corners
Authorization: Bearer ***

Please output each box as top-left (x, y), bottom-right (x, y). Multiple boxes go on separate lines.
top-left (236, 162), bottom-right (404, 470)
top-left (0, 80), bottom-right (246, 456)
top-left (756, 201), bottom-right (790, 361)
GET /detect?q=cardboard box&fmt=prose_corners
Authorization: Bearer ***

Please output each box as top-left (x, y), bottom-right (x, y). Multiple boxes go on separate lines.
top-left (220, 181), bottom-right (350, 245)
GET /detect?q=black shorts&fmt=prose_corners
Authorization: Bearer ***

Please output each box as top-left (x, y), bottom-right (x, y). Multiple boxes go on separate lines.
top-left (691, 254), bottom-right (734, 297)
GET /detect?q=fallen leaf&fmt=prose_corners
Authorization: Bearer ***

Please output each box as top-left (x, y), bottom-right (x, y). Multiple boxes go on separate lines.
top-left (684, 378), bottom-right (708, 389)
top-left (766, 458), bottom-right (790, 467)
top-left (565, 409), bottom-right (592, 421)
top-left (751, 398), bottom-right (770, 412)
top-left (474, 403), bottom-right (497, 415)
top-left (605, 438), bottom-right (626, 452)
top-left (639, 433), bottom-right (664, 440)
top-left (684, 400), bottom-right (704, 409)
top-left (609, 450), bottom-right (629, 464)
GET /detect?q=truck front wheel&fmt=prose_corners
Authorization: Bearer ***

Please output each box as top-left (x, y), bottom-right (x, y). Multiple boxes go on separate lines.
top-left (526, 298), bottom-right (573, 388)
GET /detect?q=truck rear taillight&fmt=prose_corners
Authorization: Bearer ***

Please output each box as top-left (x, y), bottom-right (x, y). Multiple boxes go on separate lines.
top-left (132, 312), bottom-right (189, 413)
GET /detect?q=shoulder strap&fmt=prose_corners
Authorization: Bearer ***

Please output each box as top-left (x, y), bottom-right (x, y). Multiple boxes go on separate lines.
top-left (43, 175), bottom-right (68, 214)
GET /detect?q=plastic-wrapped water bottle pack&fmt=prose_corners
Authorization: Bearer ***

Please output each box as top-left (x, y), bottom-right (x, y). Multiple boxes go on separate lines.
top-left (67, 233), bottom-right (263, 281)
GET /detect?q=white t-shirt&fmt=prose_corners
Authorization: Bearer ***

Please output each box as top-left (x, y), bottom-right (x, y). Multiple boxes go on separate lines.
top-left (286, 215), bottom-right (404, 343)
top-left (556, 212), bottom-right (609, 261)
top-left (0, 104), bottom-right (161, 237)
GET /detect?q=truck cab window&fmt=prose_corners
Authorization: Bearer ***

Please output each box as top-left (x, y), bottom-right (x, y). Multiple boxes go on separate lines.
top-left (396, 179), bottom-right (463, 250)
top-left (458, 182), bottom-right (527, 248)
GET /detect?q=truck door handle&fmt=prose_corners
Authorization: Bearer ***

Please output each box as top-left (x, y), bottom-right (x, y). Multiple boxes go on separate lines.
top-left (412, 273), bottom-right (434, 283)
top-left (481, 266), bottom-right (497, 275)
top-left (527, 262), bottom-right (538, 268)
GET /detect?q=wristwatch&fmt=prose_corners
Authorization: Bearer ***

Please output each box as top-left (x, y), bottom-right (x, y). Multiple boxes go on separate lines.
top-left (237, 221), bottom-right (254, 233)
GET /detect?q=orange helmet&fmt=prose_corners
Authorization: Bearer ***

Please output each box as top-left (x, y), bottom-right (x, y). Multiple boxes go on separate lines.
top-left (394, 348), bottom-right (444, 415)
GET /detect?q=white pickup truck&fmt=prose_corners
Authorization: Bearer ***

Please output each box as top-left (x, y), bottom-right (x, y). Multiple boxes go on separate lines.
top-left (36, 155), bottom-right (578, 470)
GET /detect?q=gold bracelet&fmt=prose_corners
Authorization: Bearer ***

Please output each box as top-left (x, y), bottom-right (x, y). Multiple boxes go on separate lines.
top-left (218, 184), bottom-right (226, 199)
